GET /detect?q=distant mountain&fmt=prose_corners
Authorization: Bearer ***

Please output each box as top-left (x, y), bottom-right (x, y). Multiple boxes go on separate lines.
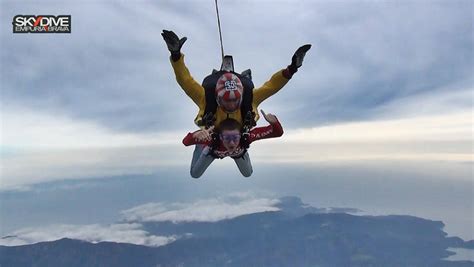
top-left (1, 197), bottom-right (473, 267)
top-left (275, 196), bottom-right (361, 217)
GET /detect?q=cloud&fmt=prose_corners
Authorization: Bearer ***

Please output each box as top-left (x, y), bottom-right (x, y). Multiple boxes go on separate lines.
top-left (1, 1), bottom-right (202, 132)
top-left (253, 1), bottom-right (473, 127)
top-left (0, 223), bottom-right (175, 247)
top-left (251, 110), bottom-right (473, 164)
top-left (0, 106), bottom-right (186, 191)
top-left (121, 196), bottom-right (281, 223)
top-left (283, 110), bottom-right (472, 143)
top-left (374, 87), bottom-right (473, 119)
top-left (0, 144), bottom-right (187, 191)
top-left (1, 1), bottom-right (472, 133)
top-left (1, 105), bottom-right (180, 149)
top-left (1, 107), bottom-right (471, 191)
top-left (0, 194), bottom-right (281, 246)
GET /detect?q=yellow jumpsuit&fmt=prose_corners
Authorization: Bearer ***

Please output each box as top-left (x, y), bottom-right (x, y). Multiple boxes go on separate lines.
top-left (170, 54), bottom-right (290, 127)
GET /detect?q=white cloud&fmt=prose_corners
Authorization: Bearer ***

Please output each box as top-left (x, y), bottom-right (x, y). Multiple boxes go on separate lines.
top-left (0, 106), bottom-right (189, 190)
top-left (283, 110), bottom-right (472, 143)
top-left (251, 110), bottom-right (473, 164)
top-left (1, 107), bottom-right (472, 191)
top-left (0, 223), bottom-right (175, 247)
top-left (0, 195), bottom-right (281, 246)
top-left (0, 144), bottom-right (187, 191)
top-left (1, 106), bottom-right (181, 149)
top-left (121, 197), bottom-right (281, 223)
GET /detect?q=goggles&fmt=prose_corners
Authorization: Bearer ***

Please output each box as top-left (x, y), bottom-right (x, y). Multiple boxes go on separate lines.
top-left (220, 133), bottom-right (240, 142)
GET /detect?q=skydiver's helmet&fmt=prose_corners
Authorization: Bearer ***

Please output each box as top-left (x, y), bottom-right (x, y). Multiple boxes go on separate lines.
top-left (215, 72), bottom-right (243, 113)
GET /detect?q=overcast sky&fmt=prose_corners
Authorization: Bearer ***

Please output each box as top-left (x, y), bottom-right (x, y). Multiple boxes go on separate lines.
top-left (2, 1), bottom-right (472, 131)
top-left (1, 0), bottom-right (472, 190)
top-left (0, 0), bottom-right (472, 248)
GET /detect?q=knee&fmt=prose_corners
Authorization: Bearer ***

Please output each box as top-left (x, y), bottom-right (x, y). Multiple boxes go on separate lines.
top-left (190, 169), bottom-right (203, 179)
top-left (241, 169), bottom-right (253, 178)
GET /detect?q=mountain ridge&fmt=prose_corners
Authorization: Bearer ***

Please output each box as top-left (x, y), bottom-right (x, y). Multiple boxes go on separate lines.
top-left (1, 196), bottom-right (472, 267)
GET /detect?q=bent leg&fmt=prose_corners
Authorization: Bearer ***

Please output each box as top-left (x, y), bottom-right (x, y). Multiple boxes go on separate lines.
top-left (233, 151), bottom-right (253, 177)
top-left (190, 145), bottom-right (215, 178)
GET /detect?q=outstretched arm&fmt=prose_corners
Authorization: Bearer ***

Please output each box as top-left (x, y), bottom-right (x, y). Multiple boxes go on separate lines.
top-left (162, 30), bottom-right (205, 108)
top-left (170, 54), bottom-right (205, 107)
top-left (252, 44), bottom-right (312, 120)
top-left (248, 110), bottom-right (284, 144)
top-left (182, 127), bottom-right (214, 146)
top-left (253, 69), bottom-right (290, 108)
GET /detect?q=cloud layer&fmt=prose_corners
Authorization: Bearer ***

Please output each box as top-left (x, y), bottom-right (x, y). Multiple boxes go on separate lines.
top-left (1, 195), bottom-right (281, 246)
top-left (1, 1), bottom-right (472, 132)
top-left (121, 197), bottom-right (281, 223)
top-left (1, 108), bottom-right (471, 191)
top-left (0, 223), bottom-right (175, 247)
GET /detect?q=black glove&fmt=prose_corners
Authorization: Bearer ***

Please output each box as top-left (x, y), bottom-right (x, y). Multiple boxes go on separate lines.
top-left (202, 112), bottom-right (216, 129)
top-left (240, 132), bottom-right (250, 149)
top-left (243, 111), bottom-right (256, 129)
top-left (210, 132), bottom-right (220, 151)
top-left (161, 30), bottom-right (187, 61)
top-left (288, 44), bottom-right (311, 74)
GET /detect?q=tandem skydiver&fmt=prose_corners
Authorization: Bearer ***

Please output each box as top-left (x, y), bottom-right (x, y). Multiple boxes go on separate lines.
top-left (161, 29), bottom-right (310, 177)
top-left (161, 29), bottom-right (311, 130)
top-left (182, 110), bottom-right (283, 178)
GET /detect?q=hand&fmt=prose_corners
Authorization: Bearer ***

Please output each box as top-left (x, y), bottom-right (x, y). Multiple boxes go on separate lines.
top-left (289, 44), bottom-right (311, 73)
top-left (261, 110), bottom-right (278, 124)
top-left (192, 126), bottom-right (214, 142)
top-left (161, 30), bottom-right (187, 55)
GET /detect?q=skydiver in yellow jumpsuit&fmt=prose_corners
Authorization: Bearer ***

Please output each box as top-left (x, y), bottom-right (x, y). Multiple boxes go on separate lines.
top-left (161, 30), bottom-right (311, 131)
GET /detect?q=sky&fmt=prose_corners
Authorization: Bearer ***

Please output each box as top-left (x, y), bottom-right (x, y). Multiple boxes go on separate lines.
top-left (0, 0), bottom-right (472, 251)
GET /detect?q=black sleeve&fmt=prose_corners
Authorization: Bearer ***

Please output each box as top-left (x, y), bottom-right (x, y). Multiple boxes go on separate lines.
top-left (201, 72), bottom-right (220, 127)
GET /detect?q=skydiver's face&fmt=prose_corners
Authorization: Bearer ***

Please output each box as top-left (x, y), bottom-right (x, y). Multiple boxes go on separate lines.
top-left (220, 129), bottom-right (241, 152)
top-left (221, 99), bottom-right (240, 113)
